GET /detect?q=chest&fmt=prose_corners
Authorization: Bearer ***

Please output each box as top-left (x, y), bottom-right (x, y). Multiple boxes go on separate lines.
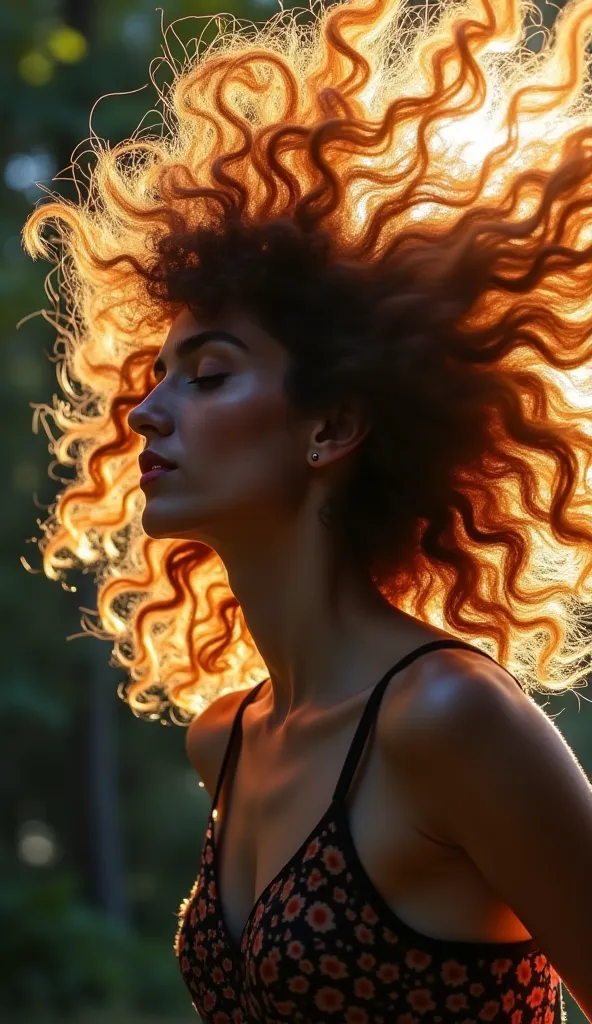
top-left (211, 695), bottom-right (533, 950)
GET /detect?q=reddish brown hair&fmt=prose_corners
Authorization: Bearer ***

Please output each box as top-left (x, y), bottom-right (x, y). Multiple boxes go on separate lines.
top-left (23, 0), bottom-right (592, 720)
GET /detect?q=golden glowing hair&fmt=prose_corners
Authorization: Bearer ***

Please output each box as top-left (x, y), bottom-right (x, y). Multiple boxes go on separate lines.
top-left (22, 0), bottom-right (592, 722)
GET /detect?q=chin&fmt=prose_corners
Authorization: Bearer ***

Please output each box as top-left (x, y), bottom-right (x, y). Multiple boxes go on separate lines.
top-left (140, 520), bottom-right (176, 540)
top-left (140, 506), bottom-right (214, 545)
top-left (140, 506), bottom-right (185, 539)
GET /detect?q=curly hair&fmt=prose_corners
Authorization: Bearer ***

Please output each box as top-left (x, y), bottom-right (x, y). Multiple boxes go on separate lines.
top-left (22, 0), bottom-right (592, 722)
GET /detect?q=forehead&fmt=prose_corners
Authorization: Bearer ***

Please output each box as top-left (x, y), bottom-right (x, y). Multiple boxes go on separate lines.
top-left (161, 307), bottom-right (283, 361)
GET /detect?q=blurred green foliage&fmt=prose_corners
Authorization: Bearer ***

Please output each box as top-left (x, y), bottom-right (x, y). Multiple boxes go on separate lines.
top-left (1, 0), bottom-right (588, 1022)
top-left (1, 872), bottom-right (178, 1014)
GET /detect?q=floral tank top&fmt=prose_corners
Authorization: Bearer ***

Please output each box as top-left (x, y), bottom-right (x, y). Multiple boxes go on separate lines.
top-left (175, 638), bottom-right (566, 1023)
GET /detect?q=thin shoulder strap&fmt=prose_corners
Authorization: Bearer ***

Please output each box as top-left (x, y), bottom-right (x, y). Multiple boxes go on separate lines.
top-left (332, 638), bottom-right (510, 805)
top-left (210, 679), bottom-right (268, 811)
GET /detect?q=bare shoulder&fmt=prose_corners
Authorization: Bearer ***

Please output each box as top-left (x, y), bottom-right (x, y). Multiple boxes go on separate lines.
top-left (382, 644), bottom-right (524, 742)
top-left (185, 687), bottom-right (253, 798)
top-left (379, 645), bottom-right (525, 845)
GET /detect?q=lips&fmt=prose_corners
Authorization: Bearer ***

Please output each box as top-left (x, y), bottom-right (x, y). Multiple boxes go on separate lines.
top-left (139, 450), bottom-right (177, 474)
top-left (140, 464), bottom-right (176, 488)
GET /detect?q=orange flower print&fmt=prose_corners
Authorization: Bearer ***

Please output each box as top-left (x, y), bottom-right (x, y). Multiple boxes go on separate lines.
top-left (441, 960), bottom-right (469, 986)
top-left (270, 999), bottom-right (296, 1015)
top-left (353, 976), bottom-right (376, 1000)
top-left (286, 939), bottom-right (305, 960)
top-left (406, 948), bottom-right (432, 971)
top-left (201, 990), bottom-right (217, 1014)
top-left (354, 922), bottom-right (375, 944)
top-left (280, 877), bottom-right (295, 903)
top-left (303, 836), bottom-right (321, 862)
top-left (445, 993), bottom-right (469, 1012)
top-left (491, 957), bottom-right (513, 978)
top-left (322, 845), bottom-right (346, 874)
top-left (259, 955), bottom-right (280, 985)
top-left (307, 866), bottom-right (327, 891)
top-left (361, 904), bottom-right (379, 925)
top-left (517, 959), bottom-right (533, 986)
top-left (252, 928), bottom-right (264, 957)
top-left (305, 900), bottom-right (337, 932)
top-left (357, 952), bottom-right (376, 971)
top-left (407, 987), bottom-right (437, 1013)
top-left (315, 986), bottom-right (346, 1012)
top-left (176, 809), bottom-right (561, 1022)
top-left (320, 953), bottom-right (349, 978)
top-left (526, 986), bottom-right (546, 1009)
top-left (502, 989), bottom-right (517, 1012)
top-left (376, 961), bottom-right (400, 984)
top-left (210, 965), bottom-right (225, 985)
top-left (251, 901), bottom-right (265, 930)
top-left (345, 1008), bottom-right (370, 1023)
top-left (287, 974), bottom-right (310, 994)
top-left (283, 893), bottom-right (306, 923)
top-left (477, 999), bottom-right (500, 1020)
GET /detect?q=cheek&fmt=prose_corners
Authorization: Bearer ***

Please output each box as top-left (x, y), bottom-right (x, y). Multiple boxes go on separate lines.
top-left (185, 386), bottom-right (300, 481)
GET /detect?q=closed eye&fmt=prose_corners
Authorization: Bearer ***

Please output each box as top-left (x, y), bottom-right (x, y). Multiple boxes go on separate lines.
top-left (187, 373), bottom-right (230, 390)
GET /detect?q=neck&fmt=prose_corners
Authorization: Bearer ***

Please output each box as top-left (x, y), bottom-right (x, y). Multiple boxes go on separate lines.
top-left (222, 519), bottom-right (437, 728)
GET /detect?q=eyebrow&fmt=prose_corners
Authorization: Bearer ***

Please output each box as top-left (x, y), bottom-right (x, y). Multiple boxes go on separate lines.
top-left (152, 329), bottom-right (249, 379)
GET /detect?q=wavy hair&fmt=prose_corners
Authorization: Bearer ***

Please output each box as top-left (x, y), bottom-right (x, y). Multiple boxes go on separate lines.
top-left (22, 0), bottom-right (592, 722)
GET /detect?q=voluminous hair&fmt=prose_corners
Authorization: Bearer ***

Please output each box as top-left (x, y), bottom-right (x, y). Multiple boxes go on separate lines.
top-left (23, 0), bottom-right (592, 721)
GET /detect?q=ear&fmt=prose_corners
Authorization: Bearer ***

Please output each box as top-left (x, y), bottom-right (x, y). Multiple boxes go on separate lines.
top-left (311, 397), bottom-right (372, 468)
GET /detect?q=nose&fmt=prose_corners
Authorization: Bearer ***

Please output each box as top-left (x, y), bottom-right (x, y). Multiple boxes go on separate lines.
top-left (127, 388), bottom-right (174, 440)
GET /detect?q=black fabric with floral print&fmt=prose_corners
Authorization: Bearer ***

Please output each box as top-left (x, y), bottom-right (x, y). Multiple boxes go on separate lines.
top-left (175, 640), bottom-right (565, 1024)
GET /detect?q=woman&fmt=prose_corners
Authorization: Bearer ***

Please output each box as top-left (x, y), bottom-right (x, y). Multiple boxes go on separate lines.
top-left (23, 0), bottom-right (592, 1020)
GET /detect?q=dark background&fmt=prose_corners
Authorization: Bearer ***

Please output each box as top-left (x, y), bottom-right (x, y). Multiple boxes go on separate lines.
top-left (1, 0), bottom-right (589, 1021)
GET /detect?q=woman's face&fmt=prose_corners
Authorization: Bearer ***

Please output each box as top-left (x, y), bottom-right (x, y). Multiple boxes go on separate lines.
top-left (127, 307), bottom-right (313, 552)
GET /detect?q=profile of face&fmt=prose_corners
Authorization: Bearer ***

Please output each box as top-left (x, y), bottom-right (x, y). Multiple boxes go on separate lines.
top-left (127, 307), bottom-right (318, 557)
